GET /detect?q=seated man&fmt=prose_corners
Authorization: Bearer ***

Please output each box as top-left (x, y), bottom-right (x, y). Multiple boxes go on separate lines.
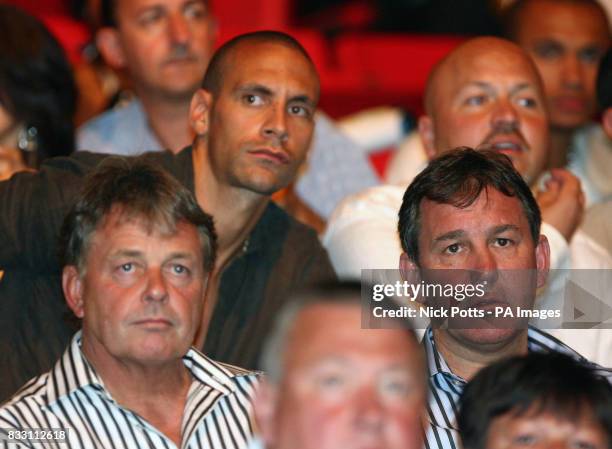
top-left (0, 158), bottom-right (259, 448)
top-left (583, 48), bottom-right (612, 257)
top-left (397, 148), bottom-right (611, 449)
top-left (254, 282), bottom-right (426, 449)
top-left (459, 352), bottom-right (612, 449)
top-left (505, 0), bottom-right (611, 205)
top-left (0, 31), bottom-right (335, 400)
top-left (323, 37), bottom-right (612, 365)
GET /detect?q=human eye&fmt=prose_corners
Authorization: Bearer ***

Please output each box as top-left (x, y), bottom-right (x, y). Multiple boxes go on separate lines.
top-left (380, 374), bottom-right (414, 398)
top-left (444, 243), bottom-right (462, 255)
top-left (579, 47), bottom-right (604, 64)
top-left (288, 104), bottom-right (312, 118)
top-left (242, 94), bottom-right (265, 106)
top-left (171, 263), bottom-right (190, 276)
top-left (119, 263), bottom-right (134, 273)
top-left (516, 96), bottom-right (538, 108)
top-left (512, 434), bottom-right (538, 446)
top-left (494, 237), bottom-right (513, 248)
top-left (184, 1), bottom-right (207, 19)
top-left (571, 441), bottom-right (598, 449)
top-left (464, 95), bottom-right (487, 106)
top-left (533, 42), bottom-right (562, 60)
top-left (138, 8), bottom-right (164, 27)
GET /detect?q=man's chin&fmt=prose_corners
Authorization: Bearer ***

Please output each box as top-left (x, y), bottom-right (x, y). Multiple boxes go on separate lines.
top-left (451, 327), bottom-right (522, 352)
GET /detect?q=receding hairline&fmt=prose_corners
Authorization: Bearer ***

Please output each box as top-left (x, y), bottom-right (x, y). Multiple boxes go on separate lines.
top-left (423, 37), bottom-right (541, 115)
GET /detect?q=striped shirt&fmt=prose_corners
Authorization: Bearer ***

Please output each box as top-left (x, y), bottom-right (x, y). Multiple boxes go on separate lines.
top-left (0, 332), bottom-right (260, 449)
top-left (423, 326), bottom-right (612, 449)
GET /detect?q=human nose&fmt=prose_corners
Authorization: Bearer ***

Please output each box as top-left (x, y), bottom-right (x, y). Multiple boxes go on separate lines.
top-left (168, 13), bottom-right (190, 46)
top-left (490, 98), bottom-right (519, 130)
top-left (561, 54), bottom-right (583, 89)
top-left (144, 269), bottom-right (169, 303)
top-left (469, 247), bottom-right (499, 284)
top-left (262, 103), bottom-right (289, 144)
top-left (354, 386), bottom-right (385, 433)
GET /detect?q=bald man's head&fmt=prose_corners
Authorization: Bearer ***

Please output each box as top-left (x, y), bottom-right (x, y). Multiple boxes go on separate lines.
top-left (419, 37), bottom-right (550, 185)
top-left (202, 30), bottom-right (319, 101)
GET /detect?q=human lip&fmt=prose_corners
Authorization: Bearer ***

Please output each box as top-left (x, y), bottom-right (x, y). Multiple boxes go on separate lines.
top-left (247, 148), bottom-right (290, 165)
top-left (132, 318), bottom-right (173, 329)
top-left (481, 137), bottom-right (526, 155)
top-left (552, 96), bottom-right (587, 113)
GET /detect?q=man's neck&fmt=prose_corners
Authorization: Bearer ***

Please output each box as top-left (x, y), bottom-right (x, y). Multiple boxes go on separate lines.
top-left (82, 340), bottom-right (191, 445)
top-left (138, 90), bottom-right (194, 154)
top-left (432, 329), bottom-right (528, 381)
top-left (191, 142), bottom-right (269, 270)
top-left (548, 126), bottom-right (578, 169)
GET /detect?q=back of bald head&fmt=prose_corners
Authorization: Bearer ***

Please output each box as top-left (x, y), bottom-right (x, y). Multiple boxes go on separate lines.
top-left (423, 37), bottom-right (541, 115)
top-left (201, 30), bottom-right (317, 96)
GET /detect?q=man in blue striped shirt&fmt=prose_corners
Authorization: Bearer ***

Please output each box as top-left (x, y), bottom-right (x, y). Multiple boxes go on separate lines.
top-left (0, 158), bottom-right (259, 449)
top-left (398, 148), bottom-right (611, 449)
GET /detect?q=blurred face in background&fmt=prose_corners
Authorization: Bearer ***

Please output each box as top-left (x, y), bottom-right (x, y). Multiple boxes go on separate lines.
top-left (0, 104), bottom-right (25, 181)
top-left (512, 0), bottom-right (610, 130)
top-left (100, 0), bottom-right (216, 100)
top-left (257, 302), bottom-right (426, 449)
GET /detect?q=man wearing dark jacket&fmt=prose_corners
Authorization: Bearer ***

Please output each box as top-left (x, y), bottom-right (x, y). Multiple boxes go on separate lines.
top-left (0, 31), bottom-right (336, 400)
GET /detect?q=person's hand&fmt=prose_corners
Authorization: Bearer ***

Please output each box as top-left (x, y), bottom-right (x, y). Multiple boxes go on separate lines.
top-left (536, 168), bottom-right (585, 242)
top-left (0, 145), bottom-right (27, 181)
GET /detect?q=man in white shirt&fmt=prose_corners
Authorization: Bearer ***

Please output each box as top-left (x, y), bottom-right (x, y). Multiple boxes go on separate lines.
top-left (0, 158), bottom-right (259, 449)
top-left (323, 37), bottom-right (612, 365)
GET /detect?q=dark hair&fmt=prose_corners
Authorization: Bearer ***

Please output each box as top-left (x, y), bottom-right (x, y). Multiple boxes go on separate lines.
top-left (458, 352), bottom-right (612, 449)
top-left (0, 5), bottom-right (76, 166)
top-left (503, 0), bottom-right (609, 40)
top-left (100, 0), bottom-right (116, 28)
top-left (398, 148), bottom-right (541, 263)
top-left (598, 48), bottom-right (612, 111)
top-left (202, 30), bottom-right (318, 97)
top-left (60, 156), bottom-right (217, 274)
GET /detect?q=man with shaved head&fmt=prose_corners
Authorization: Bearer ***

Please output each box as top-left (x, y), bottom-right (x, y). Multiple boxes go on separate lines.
top-left (505, 0), bottom-right (611, 205)
top-left (323, 36), bottom-right (612, 366)
top-left (0, 31), bottom-right (336, 400)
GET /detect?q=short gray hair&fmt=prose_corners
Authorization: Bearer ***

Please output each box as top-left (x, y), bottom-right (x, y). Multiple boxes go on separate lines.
top-left (59, 155), bottom-right (217, 274)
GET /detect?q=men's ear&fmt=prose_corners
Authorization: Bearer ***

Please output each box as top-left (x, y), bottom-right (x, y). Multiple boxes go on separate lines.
top-left (190, 89), bottom-right (212, 137)
top-left (96, 27), bottom-right (127, 69)
top-left (535, 234), bottom-right (551, 288)
top-left (63, 266), bottom-right (85, 318)
top-left (418, 115), bottom-right (437, 160)
top-left (602, 107), bottom-right (612, 139)
top-left (400, 252), bottom-right (420, 281)
top-left (253, 379), bottom-right (279, 448)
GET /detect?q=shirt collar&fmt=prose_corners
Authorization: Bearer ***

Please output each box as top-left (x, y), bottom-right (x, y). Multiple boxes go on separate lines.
top-left (422, 325), bottom-right (586, 383)
top-left (45, 331), bottom-right (239, 405)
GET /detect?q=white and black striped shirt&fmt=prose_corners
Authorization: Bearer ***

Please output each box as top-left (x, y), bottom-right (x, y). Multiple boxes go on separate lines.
top-left (0, 332), bottom-right (260, 449)
top-left (422, 326), bottom-right (612, 449)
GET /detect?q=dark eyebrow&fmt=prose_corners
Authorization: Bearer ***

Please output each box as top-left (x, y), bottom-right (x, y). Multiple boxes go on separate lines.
top-left (490, 224), bottom-right (520, 235)
top-left (235, 83), bottom-right (316, 107)
top-left (288, 95), bottom-right (316, 108)
top-left (433, 230), bottom-right (465, 244)
top-left (235, 84), bottom-right (273, 97)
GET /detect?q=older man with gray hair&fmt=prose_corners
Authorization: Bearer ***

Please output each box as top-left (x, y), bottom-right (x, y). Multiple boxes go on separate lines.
top-left (0, 157), bottom-right (259, 449)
